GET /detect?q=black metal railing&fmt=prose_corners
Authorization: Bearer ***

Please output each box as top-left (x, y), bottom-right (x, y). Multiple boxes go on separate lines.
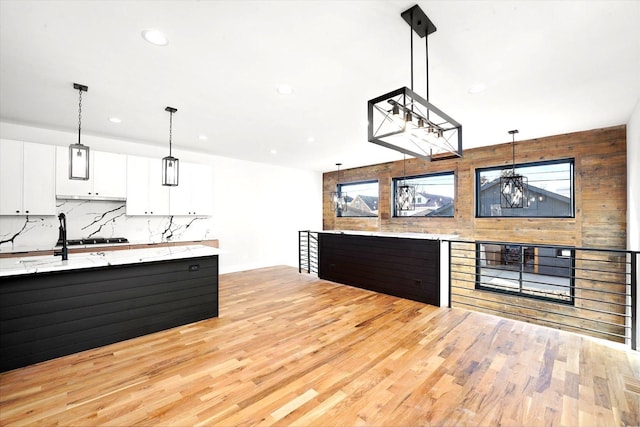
top-left (448, 240), bottom-right (637, 349)
top-left (297, 232), bottom-right (637, 349)
top-left (298, 230), bottom-right (318, 274)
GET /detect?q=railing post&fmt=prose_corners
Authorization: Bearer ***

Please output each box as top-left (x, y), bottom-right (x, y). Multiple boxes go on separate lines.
top-left (298, 231), bottom-right (302, 274)
top-left (632, 251), bottom-right (637, 351)
top-left (448, 240), bottom-right (452, 308)
top-left (307, 231), bottom-right (311, 274)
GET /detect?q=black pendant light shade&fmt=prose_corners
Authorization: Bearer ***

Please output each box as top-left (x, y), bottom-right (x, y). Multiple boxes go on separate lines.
top-left (330, 163), bottom-right (348, 216)
top-left (69, 83), bottom-right (90, 180)
top-left (162, 106), bottom-right (179, 186)
top-left (368, 5), bottom-right (462, 162)
top-left (500, 130), bottom-right (527, 209)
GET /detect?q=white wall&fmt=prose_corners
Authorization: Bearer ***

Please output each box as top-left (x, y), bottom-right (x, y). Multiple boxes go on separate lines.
top-left (0, 121), bottom-right (323, 274)
top-left (627, 99), bottom-right (640, 348)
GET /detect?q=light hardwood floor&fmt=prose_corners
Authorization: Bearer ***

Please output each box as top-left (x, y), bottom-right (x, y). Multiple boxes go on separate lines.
top-left (1, 266), bottom-right (638, 426)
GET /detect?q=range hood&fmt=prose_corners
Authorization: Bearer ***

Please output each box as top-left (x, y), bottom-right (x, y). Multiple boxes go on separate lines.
top-left (56, 194), bottom-right (126, 202)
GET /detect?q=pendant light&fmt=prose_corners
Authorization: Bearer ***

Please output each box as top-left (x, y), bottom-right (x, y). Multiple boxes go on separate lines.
top-left (331, 163), bottom-right (348, 216)
top-left (69, 83), bottom-right (90, 180)
top-left (395, 154), bottom-right (416, 213)
top-left (500, 130), bottom-right (527, 209)
top-left (162, 106), bottom-right (179, 186)
top-left (367, 4), bottom-right (462, 162)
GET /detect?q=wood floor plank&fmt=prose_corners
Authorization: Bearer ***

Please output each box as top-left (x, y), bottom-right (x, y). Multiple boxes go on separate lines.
top-left (0, 265), bottom-right (638, 426)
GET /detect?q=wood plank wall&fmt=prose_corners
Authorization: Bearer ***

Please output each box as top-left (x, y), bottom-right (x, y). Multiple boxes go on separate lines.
top-left (322, 125), bottom-right (628, 341)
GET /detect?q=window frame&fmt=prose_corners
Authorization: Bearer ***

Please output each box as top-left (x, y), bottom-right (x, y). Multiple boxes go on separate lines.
top-left (336, 179), bottom-right (379, 218)
top-left (474, 242), bottom-right (576, 306)
top-left (475, 158), bottom-right (575, 218)
top-left (392, 171), bottom-right (456, 218)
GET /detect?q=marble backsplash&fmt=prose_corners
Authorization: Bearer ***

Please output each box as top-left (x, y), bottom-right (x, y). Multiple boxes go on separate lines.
top-left (0, 199), bottom-right (215, 251)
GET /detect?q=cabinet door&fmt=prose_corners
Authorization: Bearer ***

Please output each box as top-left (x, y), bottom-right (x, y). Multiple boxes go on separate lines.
top-left (190, 163), bottom-right (213, 216)
top-left (23, 142), bottom-right (55, 215)
top-left (169, 162), bottom-right (194, 215)
top-left (126, 155), bottom-right (150, 215)
top-left (93, 151), bottom-right (127, 198)
top-left (55, 146), bottom-right (92, 197)
top-left (0, 139), bottom-right (24, 215)
top-left (147, 159), bottom-right (170, 215)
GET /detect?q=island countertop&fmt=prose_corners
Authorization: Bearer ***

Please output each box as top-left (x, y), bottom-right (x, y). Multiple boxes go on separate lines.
top-left (0, 244), bottom-right (224, 277)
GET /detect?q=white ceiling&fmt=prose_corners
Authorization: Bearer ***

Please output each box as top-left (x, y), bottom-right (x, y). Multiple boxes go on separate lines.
top-left (1, 0), bottom-right (639, 172)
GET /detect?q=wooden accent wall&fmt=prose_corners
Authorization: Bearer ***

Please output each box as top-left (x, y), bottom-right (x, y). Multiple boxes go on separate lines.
top-left (322, 125), bottom-right (628, 341)
top-left (323, 125), bottom-right (627, 248)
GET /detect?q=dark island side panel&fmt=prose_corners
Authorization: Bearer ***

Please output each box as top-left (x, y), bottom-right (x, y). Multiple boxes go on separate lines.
top-left (0, 255), bottom-right (218, 372)
top-left (318, 233), bottom-right (440, 305)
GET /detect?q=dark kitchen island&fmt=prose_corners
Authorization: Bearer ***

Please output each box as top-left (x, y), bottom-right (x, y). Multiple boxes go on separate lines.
top-left (317, 231), bottom-right (455, 307)
top-left (0, 245), bottom-right (220, 372)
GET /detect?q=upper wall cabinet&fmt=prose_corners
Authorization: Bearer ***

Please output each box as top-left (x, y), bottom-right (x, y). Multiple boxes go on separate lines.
top-left (126, 155), bottom-right (170, 216)
top-left (169, 162), bottom-right (213, 216)
top-left (55, 147), bottom-right (127, 200)
top-left (0, 139), bottom-right (56, 216)
top-left (126, 156), bottom-right (212, 216)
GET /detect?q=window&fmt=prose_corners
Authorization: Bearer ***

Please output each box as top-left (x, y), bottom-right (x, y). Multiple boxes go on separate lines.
top-left (476, 159), bottom-right (574, 217)
top-left (337, 180), bottom-right (379, 217)
top-left (393, 172), bottom-right (455, 217)
top-left (476, 243), bottom-right (575, 304)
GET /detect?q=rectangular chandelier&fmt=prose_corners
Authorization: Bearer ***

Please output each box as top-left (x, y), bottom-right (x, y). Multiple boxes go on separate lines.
top-left (368, 87), bottom-right (462, 161)
top-left (367, 5), bottom-right (462, 162)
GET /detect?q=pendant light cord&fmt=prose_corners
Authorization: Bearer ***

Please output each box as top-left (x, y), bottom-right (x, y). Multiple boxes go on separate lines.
top-left (512, 132), bottom-right (516, 173)
top-left (77, 88), bottom-right (82, 145)
top-left (168, 111), bottom-right (173, 157)
top-left (403, 154), bottom-right (407, 184)
top-left (410, 11), bottom-right (414, 96)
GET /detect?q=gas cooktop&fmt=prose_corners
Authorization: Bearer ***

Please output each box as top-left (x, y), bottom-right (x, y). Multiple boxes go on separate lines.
top-left (56, 237), bottom-right (129, 246)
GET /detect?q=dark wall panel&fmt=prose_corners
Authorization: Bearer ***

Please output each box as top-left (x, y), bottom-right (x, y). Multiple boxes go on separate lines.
top-left (0, 255), bottom-right (218, 372)
top-left (318, 233), bottom-right (440, 305)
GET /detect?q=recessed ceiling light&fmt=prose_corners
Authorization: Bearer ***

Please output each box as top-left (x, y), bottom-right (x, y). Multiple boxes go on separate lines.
top-left (276, 84), bottom-right (294, 95)
top-left (307, 137), bottom-right (315, 143)
top-left (141, 29), bottom-right (168, 46)
top-left (109, 117), bottom-right (121, 123)
top-left (270, 149), bottom-right (278, 155)
top-left (468, 83), bottom-right (487, 94)
top-left (198, 134), bottom-right (208, 141)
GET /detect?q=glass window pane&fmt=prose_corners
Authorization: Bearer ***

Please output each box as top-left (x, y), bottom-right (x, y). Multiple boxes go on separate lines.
top-left (393, 172), bottom-right (455, 217)
top-left (476, 243), bottom-right (574, 304)
top-left (337, 180), bottom-right (379, 217)
top-left (476, 159), bottom-right (574, 217)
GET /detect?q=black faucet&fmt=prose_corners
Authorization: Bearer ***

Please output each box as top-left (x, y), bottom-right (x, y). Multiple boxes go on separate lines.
top-left (54, 213), bottom-right (68, 261)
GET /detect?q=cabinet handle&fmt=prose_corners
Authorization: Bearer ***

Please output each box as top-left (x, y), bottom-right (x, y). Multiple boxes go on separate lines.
top-left (25, 210), bottom-right (29, 213)
top-left (15, 210), bottom-right (20, 213)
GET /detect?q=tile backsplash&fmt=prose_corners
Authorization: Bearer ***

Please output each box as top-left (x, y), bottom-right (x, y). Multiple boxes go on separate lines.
top-left (0, 199), bottom-right (214, 251)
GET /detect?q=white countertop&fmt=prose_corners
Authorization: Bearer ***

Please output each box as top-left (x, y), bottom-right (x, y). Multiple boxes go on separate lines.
top-left (0, 245), bottom-right (224, 277)
top-left (315, 230), bottom-right (458, 240)
top-left (0, 239), bottom-right (218, 254)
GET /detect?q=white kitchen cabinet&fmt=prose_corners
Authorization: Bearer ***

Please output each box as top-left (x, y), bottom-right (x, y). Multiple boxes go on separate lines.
top-left (126, 155), bottom-right (170, 215)
top-left (0, 139), bottom-right (56, 216)
top-left (189, 163), bottom-right (213, 215)
top-left (55, 147), bottom-right (127, 199)
top-left (169, 162), bottom-right (213, 216)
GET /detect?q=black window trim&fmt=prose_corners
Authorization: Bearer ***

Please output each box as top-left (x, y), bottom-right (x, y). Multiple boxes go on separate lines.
top-left (474, 242), bottom-right (576, 306)
top-left (475, 158), bottom-right (575, 219)
top-left (336, 179), bottom-right (379, 218)
top-left (391, 170), bottom-right (456, 218)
